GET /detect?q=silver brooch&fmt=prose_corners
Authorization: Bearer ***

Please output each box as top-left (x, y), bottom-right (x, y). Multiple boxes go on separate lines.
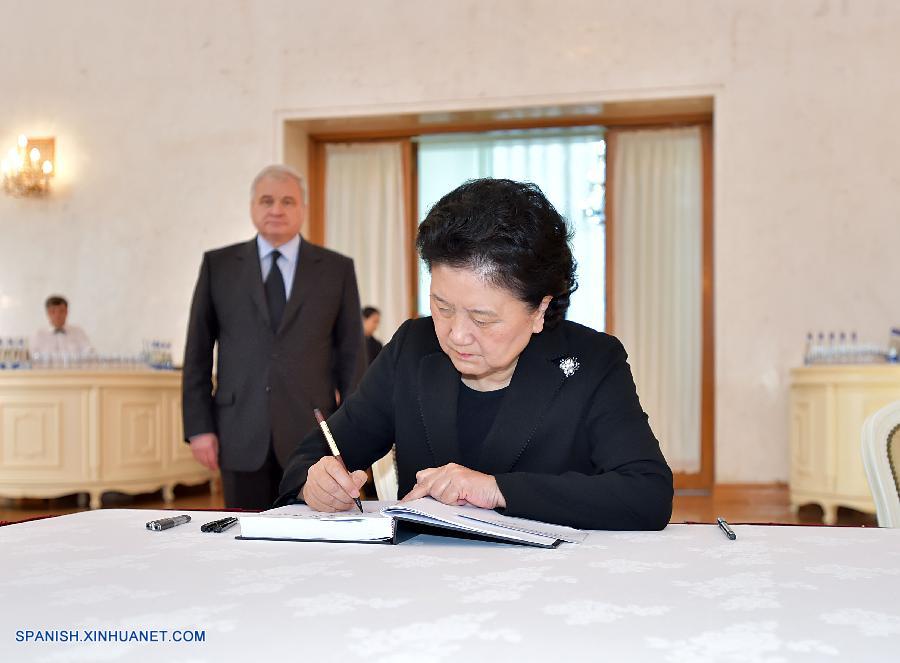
top-left (559, 357), bottom-right (580, 378)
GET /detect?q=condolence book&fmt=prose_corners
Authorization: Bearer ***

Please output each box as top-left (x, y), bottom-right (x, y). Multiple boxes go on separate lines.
top-left (237, 497), bottom-right (587, 547)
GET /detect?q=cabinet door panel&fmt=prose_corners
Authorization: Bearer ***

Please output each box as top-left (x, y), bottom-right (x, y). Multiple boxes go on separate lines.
top-left (790, 386), bottom-right (830, 493)
top-left (835, 386), bottom-right (900, 498)
top-left (0, 388), bottom-right (87, 483)
top-left (100, 388), bottom-right (164, 480)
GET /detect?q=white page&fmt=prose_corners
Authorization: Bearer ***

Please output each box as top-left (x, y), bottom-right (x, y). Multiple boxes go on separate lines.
top-left (382, 498), bottom-right (575, 546)
top-left (241, 501), bottom-right (394, 541)
top-left (264, 501), bottom-right (392, 516)
top-left (455, 509), bottom-right (588, 543)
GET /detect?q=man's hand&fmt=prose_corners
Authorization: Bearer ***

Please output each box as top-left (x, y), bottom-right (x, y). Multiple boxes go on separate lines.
top-left (302, 456), bottom-right (368, 512)
top-left (400, 463), bottom-right (506, 509)
top-left (189, 433), bottom-right (219, 471)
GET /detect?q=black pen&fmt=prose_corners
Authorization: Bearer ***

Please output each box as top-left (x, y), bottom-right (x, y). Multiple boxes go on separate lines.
top-left (202, 517), bottom-right (236, 533)
top-left (214, 518), bottom-right (239, 533)
top-left (314, 408), bottom-right (364, 513)
top-left (716, 517), bottom-right (736, 541)
top-left (146, 515), bottom-right (191, 531)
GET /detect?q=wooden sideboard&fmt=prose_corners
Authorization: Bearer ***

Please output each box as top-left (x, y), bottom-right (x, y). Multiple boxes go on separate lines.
top-left (0, 369), bottom-right (213, 508)
top-left (789, 364), bottom-right (900, 523)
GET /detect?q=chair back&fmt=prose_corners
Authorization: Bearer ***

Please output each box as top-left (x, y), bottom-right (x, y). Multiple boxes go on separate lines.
top-left (861, 400), bottom-right (900, 527)
top-left (372, 446), bottom-right (398, 501)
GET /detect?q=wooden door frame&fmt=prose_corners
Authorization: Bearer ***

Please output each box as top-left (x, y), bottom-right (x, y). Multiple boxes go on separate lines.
top-left (305, 110), bottom-right (711, 242)
top-left (401, 139), bottom-right (419, 317)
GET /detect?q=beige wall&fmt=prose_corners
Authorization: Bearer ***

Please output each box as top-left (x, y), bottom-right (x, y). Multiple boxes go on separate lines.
top-left (1, 0), bottom-right (898, 483)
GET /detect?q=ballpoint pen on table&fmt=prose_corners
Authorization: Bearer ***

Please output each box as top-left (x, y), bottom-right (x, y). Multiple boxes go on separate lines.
top-left (716, 516), bottom-right (737, 541)
top-left (313, 408), bottom-right (364, 513)
top-left (202, 517), bottom-right (239, 533)
top-left (146, 515), bottom-right (191, 531)
top-left (201, 517), bottom-right (228, 533)
top-left (213, 517), bottom-right (239, 533)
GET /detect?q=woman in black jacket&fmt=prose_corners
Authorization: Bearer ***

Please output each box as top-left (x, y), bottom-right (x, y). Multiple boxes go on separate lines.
top-left (279, 178), bottom-right (673, 530)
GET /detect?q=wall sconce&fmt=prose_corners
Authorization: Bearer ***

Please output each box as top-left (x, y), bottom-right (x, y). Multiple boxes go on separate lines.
top-left (1, 135), bottom-right (55, 197)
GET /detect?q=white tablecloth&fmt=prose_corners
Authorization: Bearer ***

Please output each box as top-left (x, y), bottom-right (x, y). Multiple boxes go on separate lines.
top-left (1, 509), bottom-right (899, 662)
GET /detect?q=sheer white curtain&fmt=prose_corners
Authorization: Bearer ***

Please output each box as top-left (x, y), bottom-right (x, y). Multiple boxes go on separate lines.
top-left (324, 142), bottom-right (410, 343)
top-left (417, 130), bottom-right (606, 331)
top-left (325, 142), bottom-right (410, 500)
top-left (612, 127), bottom-right (702, 473)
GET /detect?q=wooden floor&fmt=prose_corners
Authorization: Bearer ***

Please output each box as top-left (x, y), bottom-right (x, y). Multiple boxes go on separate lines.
top-left (0, 482), bottom-right (879, 527)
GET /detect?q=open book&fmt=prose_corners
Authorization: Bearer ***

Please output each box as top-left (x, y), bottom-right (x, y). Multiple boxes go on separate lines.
top-left (237, 497), bottom-right (587, 548)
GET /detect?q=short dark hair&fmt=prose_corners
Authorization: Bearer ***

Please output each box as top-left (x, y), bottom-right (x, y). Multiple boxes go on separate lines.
top-left (416, 178), bottom-right (576, 328)
top-left (362, 306), bottom-right (380, 319)
top-left (45, 295), bottom-right (68, 309)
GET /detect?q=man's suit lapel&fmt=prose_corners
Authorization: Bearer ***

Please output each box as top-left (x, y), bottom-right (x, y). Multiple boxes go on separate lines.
top-left (476, 324), bottom-right (569, 474)
top-left (241, 239), bottom-right (271, 328)
top-left (277, 239), bottom-right (319, 335)
top-left (417, 351), bottom-right (461, 466)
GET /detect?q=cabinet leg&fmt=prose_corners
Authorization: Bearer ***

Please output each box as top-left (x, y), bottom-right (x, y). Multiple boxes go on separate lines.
top-left (822, 504), bottom-right (838, 525)
top-left (89, 492), bottom-right (102, 510)
top-left (209, 477), bottom-right (220, 495)
top-left (789, 502), bottom-right (801, 516)
top-left (162, 484), bottom-right (175, 503)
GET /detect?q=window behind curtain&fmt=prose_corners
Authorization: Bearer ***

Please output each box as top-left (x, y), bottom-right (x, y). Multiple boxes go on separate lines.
top-left (416, 128), bottom-right (606, 331)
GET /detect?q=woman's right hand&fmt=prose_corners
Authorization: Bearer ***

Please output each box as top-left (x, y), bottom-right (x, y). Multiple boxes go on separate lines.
top-left (301, 456), bottom-right (368, 512)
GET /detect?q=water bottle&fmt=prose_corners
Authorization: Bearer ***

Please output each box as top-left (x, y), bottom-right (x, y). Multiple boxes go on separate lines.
top-left (10, 337), bottom-right (24, 369)
top-left (3, 337), bottom-right (15, 369)
top-left (888, 328), bottom-right (900, 363)
top-left (150, 340), bottom-right (160, 369)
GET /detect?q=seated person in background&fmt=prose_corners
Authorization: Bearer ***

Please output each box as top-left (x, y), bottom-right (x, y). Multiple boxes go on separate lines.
top-left (362, 306), bottom-right (383, 365)
top-left (279, 178), bottom-right (673, 530)
top-left (30, 295), bottom-right (93, 357)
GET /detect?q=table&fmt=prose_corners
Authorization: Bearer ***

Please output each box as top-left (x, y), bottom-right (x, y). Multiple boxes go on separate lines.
top-left (1, 510), bottom-right (899, 661)
top-left (0, 370), bottom-right (213, 507)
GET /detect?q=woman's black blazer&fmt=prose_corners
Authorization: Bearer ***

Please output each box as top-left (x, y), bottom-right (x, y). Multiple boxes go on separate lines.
top-left (279, 317), bottom-right (673, 530)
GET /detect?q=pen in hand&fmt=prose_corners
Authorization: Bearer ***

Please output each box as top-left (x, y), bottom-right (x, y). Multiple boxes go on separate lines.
top-left (716, 516), bottom-right (736, 541)
top-left (313, 408), bottom-right (364, 513)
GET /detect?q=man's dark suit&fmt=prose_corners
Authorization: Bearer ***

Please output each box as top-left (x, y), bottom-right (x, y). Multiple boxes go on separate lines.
top-left (182, 237), bottom-right (366, 502)
top-left (279, 317), bottom-right (673, 531)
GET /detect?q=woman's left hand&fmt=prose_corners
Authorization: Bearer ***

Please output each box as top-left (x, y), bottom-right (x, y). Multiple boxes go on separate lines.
top-left (400, 463), bottom-right (506, 509)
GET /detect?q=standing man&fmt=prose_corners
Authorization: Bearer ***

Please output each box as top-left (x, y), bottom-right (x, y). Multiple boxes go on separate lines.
top-left (182, 165), bottom-right (366, 509)
top-left (30, 295), bottom-right (94, 358)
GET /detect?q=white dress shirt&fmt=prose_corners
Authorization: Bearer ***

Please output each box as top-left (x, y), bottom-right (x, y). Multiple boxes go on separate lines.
top-left (30, 325), bottom-right (94, 357)
top-left (256, 234), bottom-right (301, 300)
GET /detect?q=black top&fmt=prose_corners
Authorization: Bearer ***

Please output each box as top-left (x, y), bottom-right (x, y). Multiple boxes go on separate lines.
top-left (457, 382), bottom-right (508, 469)
top-left (279, 317), bottom-right (673, 531)
top-left (365, 335), bottom-right (383, 366)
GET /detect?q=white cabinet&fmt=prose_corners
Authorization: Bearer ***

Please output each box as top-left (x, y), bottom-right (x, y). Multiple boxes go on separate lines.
top-left (789, 365), bottom-right (900, 523)
top-left (0, 370), bottom-right (213, 508)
